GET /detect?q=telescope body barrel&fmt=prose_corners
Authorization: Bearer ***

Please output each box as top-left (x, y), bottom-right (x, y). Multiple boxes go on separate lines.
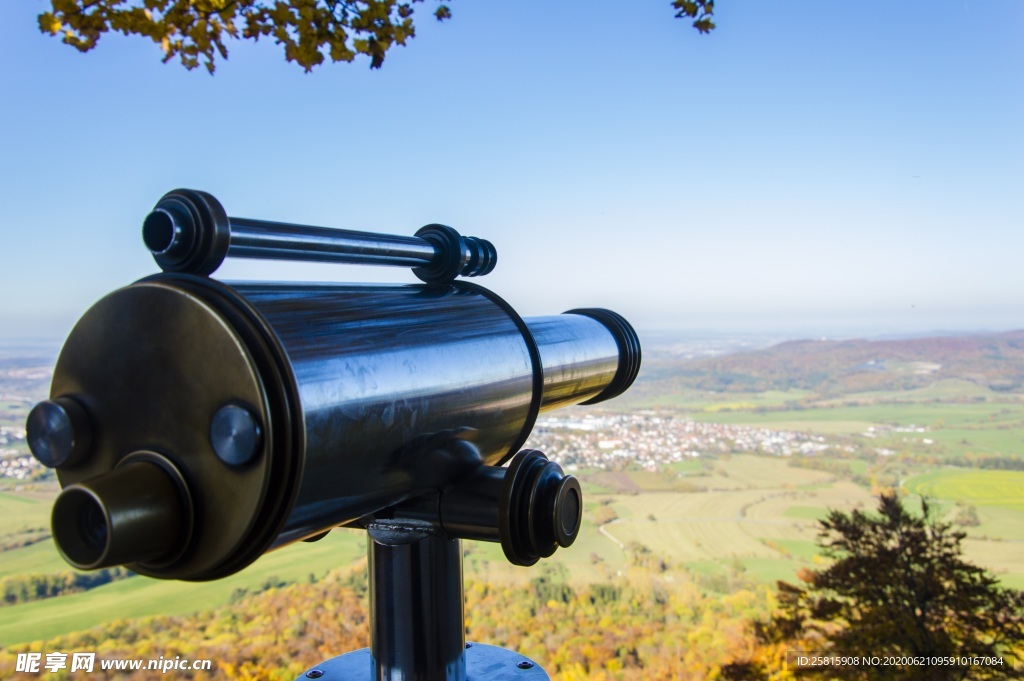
top-left (528, 313), bottom-right (638, 412)
top-left (243, 280), bottom-right (540, 546)
top-left (38, 275), bottom-right (639, 580)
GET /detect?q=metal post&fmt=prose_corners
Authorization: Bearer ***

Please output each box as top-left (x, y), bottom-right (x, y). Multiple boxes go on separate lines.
top-left (368, 523), bottom-right (466, 681)
top-left (294, 520), bottom-right (550, 681)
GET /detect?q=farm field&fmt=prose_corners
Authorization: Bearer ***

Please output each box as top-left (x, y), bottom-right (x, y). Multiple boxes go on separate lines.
top-left (595, 458), bottom-right (1024, 590)
top-left (0, 489), bottom-right (51, 535)
top-left (4, 449), bottom-right (1024, 645)
top-left (690, 401), bottom-right (1024, 430)
top-left (905, 469), bottom-right (1024, 511)
top-left (670, 391), bottom-right (1024, 462)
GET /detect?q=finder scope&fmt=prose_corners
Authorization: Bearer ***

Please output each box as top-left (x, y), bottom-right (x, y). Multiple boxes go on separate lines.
top-left (142, 188), bottom-right (497, 281)
top-left (28, 190), bottom-right (641, 582)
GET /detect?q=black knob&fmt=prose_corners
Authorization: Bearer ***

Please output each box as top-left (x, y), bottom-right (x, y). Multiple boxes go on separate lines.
top-left (210, 403), bottom-right (263, 466)
top-left (26, 396), bottom-right (94, 468)
top-left (145, 189), bottom-right (231, 276)
top-left (499, 450), bottom-right (582, 567)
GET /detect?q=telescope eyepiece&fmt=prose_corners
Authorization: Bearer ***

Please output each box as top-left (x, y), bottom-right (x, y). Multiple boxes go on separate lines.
top-left (143, 207), bottom-right (190, 257)
top-left (145, 189), bottom-right (231, 275)
top-left (142, 209), bottom-right (175, 254)
top-left (80, 498), bottom-right (109, 554)
top-left (51, 452), bottom-right (194, 571)
top-left (53, 487), bottom-right (109, 567)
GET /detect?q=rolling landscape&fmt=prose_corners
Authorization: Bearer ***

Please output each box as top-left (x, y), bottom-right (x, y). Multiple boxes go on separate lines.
top-left (2, 329), bottom-right (1023, 678)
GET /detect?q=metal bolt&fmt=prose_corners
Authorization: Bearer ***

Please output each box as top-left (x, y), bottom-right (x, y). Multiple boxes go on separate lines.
top-left (305, 670), bottom-right (324, 679)
top-left (210, 403), bottom-right (262, 466)
top-left (517, 661), bottom-right (534, 670)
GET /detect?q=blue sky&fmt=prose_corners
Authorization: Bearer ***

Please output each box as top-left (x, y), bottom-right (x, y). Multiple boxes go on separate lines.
top-left (0, 0), bottom-right (1021, 340)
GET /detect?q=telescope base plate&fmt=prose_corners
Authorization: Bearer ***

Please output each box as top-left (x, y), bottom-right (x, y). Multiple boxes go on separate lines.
top-left (296, 642), bottom-right (549, 680)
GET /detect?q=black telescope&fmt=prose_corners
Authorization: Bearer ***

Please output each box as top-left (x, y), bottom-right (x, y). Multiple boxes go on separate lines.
top-left (27, 189), bottom-right (641, 680)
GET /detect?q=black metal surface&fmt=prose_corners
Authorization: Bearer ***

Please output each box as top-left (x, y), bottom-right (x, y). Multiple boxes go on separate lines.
top-left (524, 314), bottom-right (620, 412)
top-left (391, 448), bottom-right (582, 559)
top-left (411, 224), bottom-right (496, 283)
top-left (564, 308), bottom-right (642, 405)
top-left (296, 644), bottom-right (549, 681)
top-left (45, 278), bottom-right (299, 580)
top-left (436, 464), bottom-right (504, 543)
top-left (237, 281), bottom-right (540, 546)
top-left (26, 396), bottom-right (93, 468)
top-left (499, 450), bottom-right (582, 566)
top-left (367, 525), bottom-right (466, 681)
top-left (144, 189), bottom-right (497, 282)
top-left (209, 403), bottom-right (263, 466)
top-left (145, 189), bottom-right (231, 276)
top-left (454, 281), bottom-right (544, 466)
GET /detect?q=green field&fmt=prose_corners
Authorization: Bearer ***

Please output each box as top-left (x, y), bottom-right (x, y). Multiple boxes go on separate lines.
top-left (622, 388), bottom-right (815, 411)
top-left (770, 539), bottom-right (821, 561)
top-left (691, 402), bottom-right (1024, 428)
top-left (904, 469), bottom-right (1024, 511)
top-left (0, 491), bottom-right (51, 535)
top-left (782, 505), bottom-right (830, 521)
top-left (0, 530), bottom-right (366, 646)
top-left (587, 454), bottom-right (1024, 600)
top-left (825, 379), bottom-right (1004, 404)
top-left (0, 540), bottom-right (64, 579)
top-left (673, 394), bottom-right (1024, 460)
top-left (668, 460), bottom-right (707, 474)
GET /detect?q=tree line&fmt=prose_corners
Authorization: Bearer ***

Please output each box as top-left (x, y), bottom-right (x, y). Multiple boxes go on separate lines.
top-left (1, 567), bottom-right (133, 607)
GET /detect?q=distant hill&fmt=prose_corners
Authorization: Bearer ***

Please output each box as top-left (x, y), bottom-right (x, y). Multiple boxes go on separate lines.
top-left (665, 330), bottom-right (1024, 395)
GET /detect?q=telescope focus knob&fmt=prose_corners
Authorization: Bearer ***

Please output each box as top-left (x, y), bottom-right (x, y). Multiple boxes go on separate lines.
top-left (26, 396), bottom-right (93, 469)
top-left (500, 450), bottom-right (582, 567)
top-left (412, 224), bottom-right (497, 283)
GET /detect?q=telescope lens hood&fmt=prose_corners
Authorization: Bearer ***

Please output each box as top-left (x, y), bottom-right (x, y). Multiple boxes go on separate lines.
top-left (564, 308), bottom-right (642, 405)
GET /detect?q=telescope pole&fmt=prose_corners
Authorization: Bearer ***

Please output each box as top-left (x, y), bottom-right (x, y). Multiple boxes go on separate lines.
top-left (367, 523), bottom-right (466, 681)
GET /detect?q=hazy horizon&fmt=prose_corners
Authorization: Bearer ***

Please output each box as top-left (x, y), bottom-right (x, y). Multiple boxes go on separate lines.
top-left (3, 321), bottom-right (1022, 352)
